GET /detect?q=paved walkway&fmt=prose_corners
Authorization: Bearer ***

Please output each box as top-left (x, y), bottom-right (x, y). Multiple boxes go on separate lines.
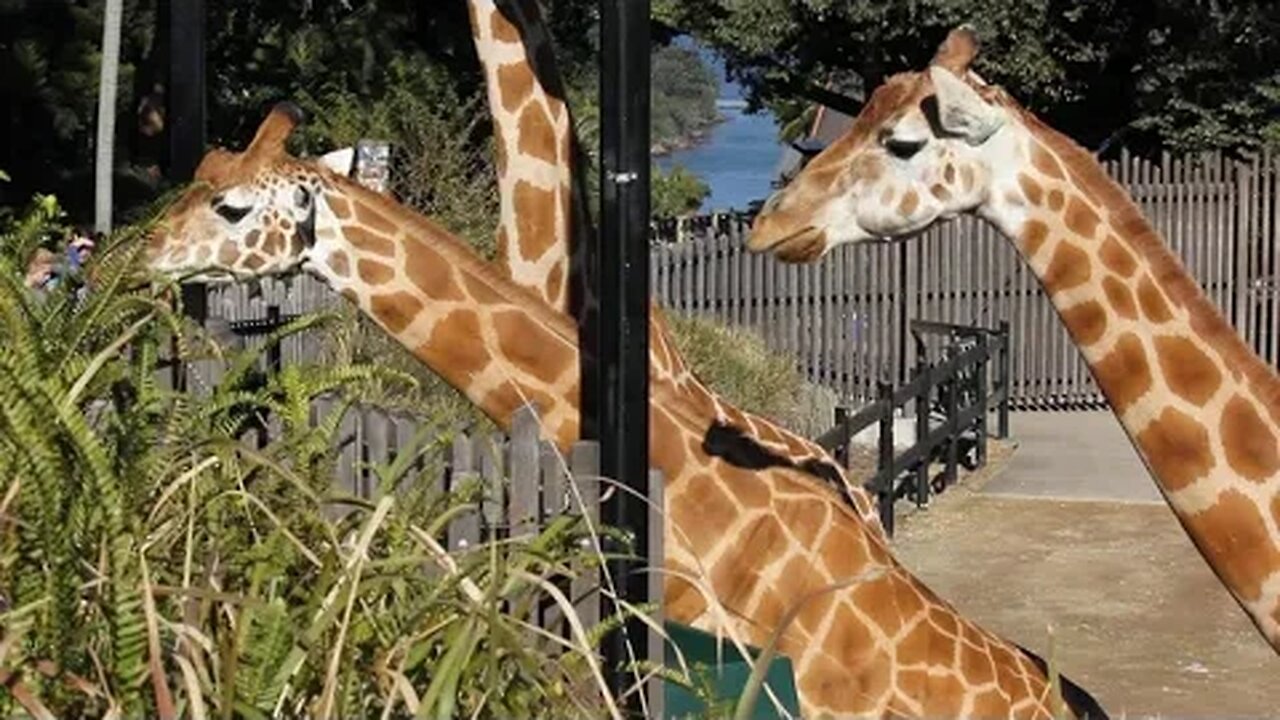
top-left (890, 411), bottom-right (1280, 718)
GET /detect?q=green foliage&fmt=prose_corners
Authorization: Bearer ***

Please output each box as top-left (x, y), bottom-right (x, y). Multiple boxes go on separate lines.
top-left (650, 44), bottom-right (722, 154)
top-left (652, 164), bottom-right (711, 218)
top-left (665, 312), bottom-right (807, 429)
top-left (656, 0), bottom-right (1280, 154)
top-left (0, 203), bottom-right (625, 718)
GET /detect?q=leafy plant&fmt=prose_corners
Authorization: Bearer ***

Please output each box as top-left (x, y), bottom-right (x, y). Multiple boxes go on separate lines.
top-left (0, 203), bottom-right (629, 719)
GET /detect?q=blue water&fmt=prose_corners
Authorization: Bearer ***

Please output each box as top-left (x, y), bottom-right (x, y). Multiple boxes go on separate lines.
top-left (656, 107), bottom-right (784, 213)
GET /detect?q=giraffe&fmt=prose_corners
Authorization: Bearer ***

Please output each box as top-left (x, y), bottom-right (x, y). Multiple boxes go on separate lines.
top-left (144, 104), bottom-right (1108, 718)
top-left (464, 0), bottom-right (883, 526)
top-left (747, 25), bottom-right (1280, 654)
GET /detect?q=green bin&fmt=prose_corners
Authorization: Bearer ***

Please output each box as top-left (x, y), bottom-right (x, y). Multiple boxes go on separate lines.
top-left (662, 621), bottom-right (800, 719)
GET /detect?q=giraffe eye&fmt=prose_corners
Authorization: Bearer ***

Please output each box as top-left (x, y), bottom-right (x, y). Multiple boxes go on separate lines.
top-left (294, 186), bottom-right (311, 209)
top-left (214, 203), bottom-right (252, 224)
top-left (883, 137), bottom-right (927, 160)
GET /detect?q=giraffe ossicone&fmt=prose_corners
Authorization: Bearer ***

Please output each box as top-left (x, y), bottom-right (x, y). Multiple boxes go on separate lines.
top-left (146, 99), bottom-right (1108, 718)
top-left (750, 25), bottom-right (1280, 654)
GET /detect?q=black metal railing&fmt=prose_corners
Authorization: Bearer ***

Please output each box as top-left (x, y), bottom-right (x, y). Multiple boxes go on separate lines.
top-left (814, 320), bottom-right (1011, 535)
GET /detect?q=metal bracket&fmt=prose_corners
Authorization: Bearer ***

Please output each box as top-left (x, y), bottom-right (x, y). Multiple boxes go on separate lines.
top-left (608, 171), bottom-right (638, 185)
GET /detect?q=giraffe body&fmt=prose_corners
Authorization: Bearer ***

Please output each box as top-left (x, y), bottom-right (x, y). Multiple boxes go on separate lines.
top-left (145, 104), bottom-right (1106, 717)
top-left (749, 26), bottom-right (1280, 653)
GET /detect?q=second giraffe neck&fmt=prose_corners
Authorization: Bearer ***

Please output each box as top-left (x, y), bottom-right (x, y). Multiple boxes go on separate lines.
top-left (988, 118), bottom-right (1280, 647)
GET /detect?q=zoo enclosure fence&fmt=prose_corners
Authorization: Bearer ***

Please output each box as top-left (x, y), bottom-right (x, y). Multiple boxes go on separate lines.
top-left (651, 149), bottom-right (1280, 409)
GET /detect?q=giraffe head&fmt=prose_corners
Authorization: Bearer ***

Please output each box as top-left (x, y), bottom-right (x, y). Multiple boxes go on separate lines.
top-left (147, 102), bottom-right (327, 281)
top-left (748, 27), bottom-right (1014, 262)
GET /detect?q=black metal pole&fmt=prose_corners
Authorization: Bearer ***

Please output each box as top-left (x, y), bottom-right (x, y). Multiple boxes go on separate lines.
top-left (596, 0), bottom-right (651, 713)
top-left (167, 0), bottom-right (206, 183)
top-left (166, 0), bottom-right (207, 389)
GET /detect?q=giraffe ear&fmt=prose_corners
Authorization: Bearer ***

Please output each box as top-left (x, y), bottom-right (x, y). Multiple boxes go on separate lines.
top-left (927, 65), bottom-right (1004, 145)
top-left (246, 101), bottom-right (305, 161)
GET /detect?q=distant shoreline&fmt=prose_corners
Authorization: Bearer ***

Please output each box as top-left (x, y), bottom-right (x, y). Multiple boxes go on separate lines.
top-left (650, 109), bottom-right (730, 157)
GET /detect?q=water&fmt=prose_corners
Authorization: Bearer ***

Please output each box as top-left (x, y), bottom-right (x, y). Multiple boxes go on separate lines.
top-left (656, 107), bottom-right (784, 213)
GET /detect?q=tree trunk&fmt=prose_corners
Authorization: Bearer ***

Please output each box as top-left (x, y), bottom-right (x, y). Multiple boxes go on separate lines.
top-left (95, 0), bottom-right (123, 234)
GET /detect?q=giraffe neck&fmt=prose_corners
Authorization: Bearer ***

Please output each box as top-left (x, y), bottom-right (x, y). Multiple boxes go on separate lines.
top-left (986, 117), bottom-right (1280, 648)
top-left (465, 0), bottom-right (879, 524)
top-left (302, 174), bottom-right (1081, 717)
top-left (468, 0), bottom-right (579, 312)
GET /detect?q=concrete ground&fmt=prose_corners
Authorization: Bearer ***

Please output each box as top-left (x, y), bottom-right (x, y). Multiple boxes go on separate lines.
top-left (890, 411), bottom-right (1280, 718)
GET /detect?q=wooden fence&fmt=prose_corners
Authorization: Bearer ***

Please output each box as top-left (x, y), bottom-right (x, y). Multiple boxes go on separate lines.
top-left (178, 149), bottom-right (1280, 411)
top-left (651, 149), bottom-right (1280, 409)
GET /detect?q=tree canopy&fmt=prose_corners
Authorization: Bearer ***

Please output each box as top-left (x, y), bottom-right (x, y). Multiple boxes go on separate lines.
top-left (654, 0), bottom-right (1280, 154)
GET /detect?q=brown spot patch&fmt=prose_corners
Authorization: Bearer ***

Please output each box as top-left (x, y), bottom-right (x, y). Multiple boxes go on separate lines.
top-left (649, 409), bottom-right (686, 477)
top-left (514, 180), bottom-right (557, 261)
top-left (773, 496), bottom-right (829, 547)
top-left (263, 230), bottom-right (285, 254)
top-left (421, 309), bottom-right (487, 377)
top-left (1220, 396), bottom-right (1280, 482)
top-left (244, 230), bottom-right (261, 248)
top-left (404, 244), bottom-right (464, 301)
top-left (241, 253), bottom-right (265, 271)
top-left (1136, 408), bottom-right (1215, 491)
top-left (493, 310), bottom-right (574, 385)
top-left (898, 189), bottom-right (920, 216)
top-left (1155, 336), bottom-right (1222, 406)
top-left (944, 164), bottom-right (956, 183)
top-left (489, 8), bottom-right (521, 42)
top-left (1138, 275), bottom-right (1173, 322)
top-left (1020, 219), bottom-right (1050, 257)
top-left (345, 226), bottom-right (396, 258)
top-left (1064, 196), bottom-right (1101, 238)
top-left (1047, 190), bottom-right (1064, 211)
top-left (930, 183), bottom-right (952, 202)
top-left (1183, 489), bottom-right (1280, 601)
top-left (852, 574), bottom-right (926, 637)
top-left (354, 202), bottom-right (399, 236)
top-left (357, 259), bottom-right (395, 285)
top-left (370, 291), bottom-right (424, 335)
top-left (1060, 300), bottom-right (1108, 346)
top-left (325, 194), bottom-right (353, 220)
top-left (517, 104), bottom-right (557, 163)
top-left (1100, 235), bottom-right (1137, 277)
top-left (1031, 143), bottom-right (1065, 179)
top-left (1042, 242), bottom-right (1091, 293)
top-left (1093, 333), bottom-right (1152, 413)
top-left (327, 251), bottom-right (350, 278)
top-left (1018, 173), bottom-right (1044, 205)
top-left (670, 475), bottom-right (740, 557)
top-left (545, 262), bottom-right (566, 306)
top-left (217, 240), bottom-right (238, 266)
top-left (820, 522), bottom-right (869, 581)
top-left (1102, 276), bottom-right (1138, 320)
top-left (497, 61), bottom-right (535, 113)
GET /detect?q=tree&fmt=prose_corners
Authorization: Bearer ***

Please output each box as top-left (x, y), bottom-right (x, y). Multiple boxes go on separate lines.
top-left (654, 0), bottom-right (1280, 154)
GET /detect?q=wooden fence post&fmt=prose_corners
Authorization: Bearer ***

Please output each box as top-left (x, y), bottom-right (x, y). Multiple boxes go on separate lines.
top-left (875, 380), bottom-right (895, 535)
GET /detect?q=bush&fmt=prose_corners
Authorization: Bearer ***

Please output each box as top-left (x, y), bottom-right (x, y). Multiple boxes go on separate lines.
top-left (0, 202), bottom-right (619, 719)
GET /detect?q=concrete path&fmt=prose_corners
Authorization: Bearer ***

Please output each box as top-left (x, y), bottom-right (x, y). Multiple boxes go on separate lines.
top-left (981, 411), bottom-right (1162, 503)
top-left (890, 411), bottom-right (1280, 718)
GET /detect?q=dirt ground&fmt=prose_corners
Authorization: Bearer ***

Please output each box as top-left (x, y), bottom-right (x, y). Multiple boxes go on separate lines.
top-left (888, 447), bottom-right (1280, 718)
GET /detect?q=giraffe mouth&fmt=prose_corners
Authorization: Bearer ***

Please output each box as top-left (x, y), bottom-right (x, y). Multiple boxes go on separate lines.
top-left (770, 226), bottom-right (829, 264)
